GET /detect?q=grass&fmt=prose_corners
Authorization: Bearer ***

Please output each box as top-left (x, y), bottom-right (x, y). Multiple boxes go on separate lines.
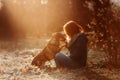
top-left (0, 36), bottom-right (120, 80)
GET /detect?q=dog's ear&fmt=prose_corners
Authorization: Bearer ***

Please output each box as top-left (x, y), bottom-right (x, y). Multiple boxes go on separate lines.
top-left (58, 32), bottom-right (66, 41)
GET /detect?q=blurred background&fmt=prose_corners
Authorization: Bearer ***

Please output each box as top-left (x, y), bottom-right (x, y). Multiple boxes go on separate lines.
top-left (0, 0), bottom-right (120, 73)
top-left (0, 0), bottom-right (119, 39)
top-left (0, 0), bottom-right (74, 38)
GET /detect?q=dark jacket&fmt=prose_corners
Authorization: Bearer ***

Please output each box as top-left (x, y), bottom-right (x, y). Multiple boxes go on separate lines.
top-left (67, 33), bottom-right (88, 67)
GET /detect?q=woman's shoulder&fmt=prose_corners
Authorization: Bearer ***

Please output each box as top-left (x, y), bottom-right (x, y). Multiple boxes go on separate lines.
top-left (77, 32), bottom-right (88, 43)
top-left (78, 32), bottom-right (86, 37)
top-left (67, 32), bottom-right (87, 48)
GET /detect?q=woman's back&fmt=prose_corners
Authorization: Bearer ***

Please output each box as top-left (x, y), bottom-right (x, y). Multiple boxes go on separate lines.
top-left (68, 33), bottom-right (88, 67)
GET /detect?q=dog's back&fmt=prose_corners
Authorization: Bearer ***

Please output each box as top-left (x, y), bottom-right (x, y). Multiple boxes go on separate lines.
top-left (31, 32), bottom-right (66, 67)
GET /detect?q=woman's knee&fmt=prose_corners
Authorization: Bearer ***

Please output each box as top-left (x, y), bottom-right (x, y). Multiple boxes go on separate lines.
top-left (55, 53), bottom-right (63, 60)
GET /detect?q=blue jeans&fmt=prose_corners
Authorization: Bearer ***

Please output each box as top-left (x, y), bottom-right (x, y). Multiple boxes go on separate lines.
top-left (55, 53), bottom-right (75, 69)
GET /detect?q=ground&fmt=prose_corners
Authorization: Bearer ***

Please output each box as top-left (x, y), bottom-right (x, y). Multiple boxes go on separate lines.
top-left (0, 36), bottom-right (120, 80)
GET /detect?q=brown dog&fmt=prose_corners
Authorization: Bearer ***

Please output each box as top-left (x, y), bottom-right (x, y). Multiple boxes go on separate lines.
top-left (31, 32), bottom-right (66, 67)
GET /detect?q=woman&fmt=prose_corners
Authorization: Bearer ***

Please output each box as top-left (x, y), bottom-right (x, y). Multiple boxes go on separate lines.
top-left (55, 21), bottom-right (88, 69)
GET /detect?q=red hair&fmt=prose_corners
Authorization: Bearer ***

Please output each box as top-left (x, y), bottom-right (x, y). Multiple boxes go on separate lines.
top-left (63, 21), bottom-right (84, 39)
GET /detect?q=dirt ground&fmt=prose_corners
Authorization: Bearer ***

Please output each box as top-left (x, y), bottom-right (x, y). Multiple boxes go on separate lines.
top-left (0, 37), bottom-right (120, 80)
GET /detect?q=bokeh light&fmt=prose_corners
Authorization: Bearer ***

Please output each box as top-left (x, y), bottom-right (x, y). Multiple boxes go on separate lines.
top-left (41, 0), bottom-right (48, 5)
top-left (0, 0), bottom-right (72, 36)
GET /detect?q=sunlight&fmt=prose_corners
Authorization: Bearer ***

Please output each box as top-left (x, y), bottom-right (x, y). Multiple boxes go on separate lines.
top-left (2, 0), bottom-right (72, 36)
top-left (23, 1), bottom-right (26, 5)
top-left (13, 0), bottom-right (17, 3)
top-left (0, 1), bottom-right (3, 9)
top-left (40, 0), bottom-right (48, 5)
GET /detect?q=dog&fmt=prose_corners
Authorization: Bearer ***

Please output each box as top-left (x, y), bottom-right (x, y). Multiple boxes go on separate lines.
top-left (31, 32), bottom-right (66, 67)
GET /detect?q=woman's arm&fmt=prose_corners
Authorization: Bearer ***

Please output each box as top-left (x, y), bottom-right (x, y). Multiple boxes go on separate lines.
top-left (59, 40), bottom-right (68, 50)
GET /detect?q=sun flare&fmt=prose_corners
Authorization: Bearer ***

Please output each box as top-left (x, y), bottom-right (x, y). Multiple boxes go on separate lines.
top-left (41, 0), bottom-right (48, 5)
